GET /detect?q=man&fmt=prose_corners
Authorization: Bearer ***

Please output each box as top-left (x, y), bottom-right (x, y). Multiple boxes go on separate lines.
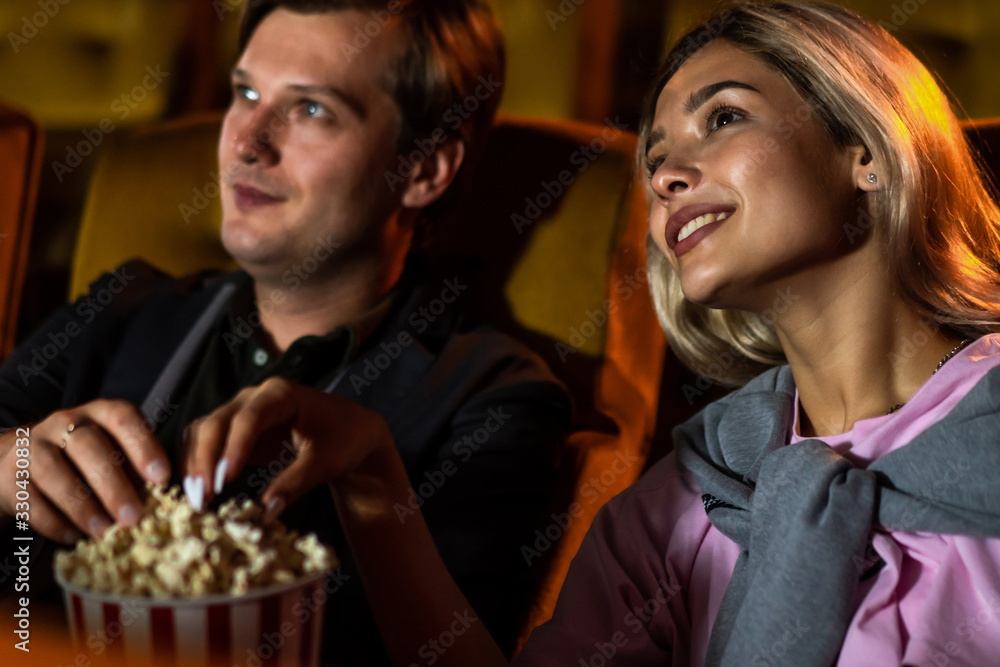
top-left (0, 1), bottom-right (570, 663)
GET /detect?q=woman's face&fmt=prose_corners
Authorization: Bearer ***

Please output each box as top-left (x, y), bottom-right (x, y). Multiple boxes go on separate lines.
top-left (645, 40), bottom-right (866, 312)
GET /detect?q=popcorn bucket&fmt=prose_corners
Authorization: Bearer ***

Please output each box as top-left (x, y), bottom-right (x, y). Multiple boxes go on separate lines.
top-left (55, 569), bottom-right (329, 667)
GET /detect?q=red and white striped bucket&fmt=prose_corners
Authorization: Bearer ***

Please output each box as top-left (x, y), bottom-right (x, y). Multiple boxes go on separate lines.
top-left (55, 570), bottom-right (329, 667)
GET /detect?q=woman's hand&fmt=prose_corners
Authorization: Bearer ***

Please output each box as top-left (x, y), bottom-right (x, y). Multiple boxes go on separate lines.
top-left (0, 400), bottom-right (171, 543)
top-left (183, 377), bottom-right (394, 514)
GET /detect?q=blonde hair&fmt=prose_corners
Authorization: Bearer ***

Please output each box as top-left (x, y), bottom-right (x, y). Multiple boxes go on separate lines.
top-left (640, 0), bottom-right (1000, 387)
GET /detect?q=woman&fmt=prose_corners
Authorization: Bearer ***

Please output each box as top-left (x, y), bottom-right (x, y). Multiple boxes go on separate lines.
top-left (187, 1), bottom-right (1000, 665)
top-left (517, 1), bottom-right (1000, 665)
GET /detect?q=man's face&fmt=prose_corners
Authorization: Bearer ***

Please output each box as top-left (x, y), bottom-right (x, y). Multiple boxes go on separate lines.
top-left (218, 9), bottom-right (411, 284)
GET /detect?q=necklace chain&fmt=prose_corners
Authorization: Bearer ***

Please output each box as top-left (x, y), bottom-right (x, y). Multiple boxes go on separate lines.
top-left (886, 338), bottom-right (972, 415)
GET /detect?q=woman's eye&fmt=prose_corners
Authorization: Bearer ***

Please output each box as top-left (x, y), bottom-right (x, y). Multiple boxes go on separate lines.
top-left (707, 106), bottom-right (744, 132)
top-left (646, 157), bottom-right (665, 179)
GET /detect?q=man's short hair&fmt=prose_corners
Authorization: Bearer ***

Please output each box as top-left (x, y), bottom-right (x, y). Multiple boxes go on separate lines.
top-left (239, 0), bottom-right (505, 161)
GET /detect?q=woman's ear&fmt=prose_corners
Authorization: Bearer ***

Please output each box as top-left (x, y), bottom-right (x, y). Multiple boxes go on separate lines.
top-left (400, 138), bottom-right (466, 209)
top-left (850, 145), bottom-right (879, 192)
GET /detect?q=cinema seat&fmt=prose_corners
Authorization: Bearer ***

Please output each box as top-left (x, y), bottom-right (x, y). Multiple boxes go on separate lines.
top-left (0, 1), bottom-right (186, 129)
top-left (0, 103), bottom-right (43, 360)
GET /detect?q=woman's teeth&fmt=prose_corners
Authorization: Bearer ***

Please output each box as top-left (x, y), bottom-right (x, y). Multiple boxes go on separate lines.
top-left (677, 211), bottom-right (729, 243)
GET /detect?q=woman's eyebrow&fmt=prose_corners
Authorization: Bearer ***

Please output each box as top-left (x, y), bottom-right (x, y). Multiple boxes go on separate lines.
top-left (645, 80), bottom-right (760, 159)
top-left (685, 80), bottom-right (760, 113)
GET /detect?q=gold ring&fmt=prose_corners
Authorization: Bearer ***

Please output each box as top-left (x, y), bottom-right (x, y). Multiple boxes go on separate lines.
top-left (59, 422), bottom-right (80, 450)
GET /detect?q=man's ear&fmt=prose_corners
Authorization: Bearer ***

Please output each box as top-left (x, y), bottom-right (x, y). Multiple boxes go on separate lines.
top-left (401, 138), bottom-right (466, 209)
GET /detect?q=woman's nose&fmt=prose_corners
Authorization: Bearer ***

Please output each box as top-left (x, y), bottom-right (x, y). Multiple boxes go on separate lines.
top-left (650, 155), bottom-right (702, 199)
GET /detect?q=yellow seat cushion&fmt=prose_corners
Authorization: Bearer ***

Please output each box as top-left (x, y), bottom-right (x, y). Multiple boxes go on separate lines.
top-left (71, 112), bottom-right (237, 299)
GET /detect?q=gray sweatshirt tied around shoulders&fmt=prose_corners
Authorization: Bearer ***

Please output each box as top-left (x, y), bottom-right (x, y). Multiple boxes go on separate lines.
top-left (674, 363), bottom-right (1000, 667)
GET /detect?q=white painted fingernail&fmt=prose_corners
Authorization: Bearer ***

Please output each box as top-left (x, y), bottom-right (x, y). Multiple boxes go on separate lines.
top-left (214, 459), bottom-right (229, 495)
top-left (192, 477), bottom-right (205, 511)
top-left (265, 496), bottom-right (285, 522)
top-left (182, 476), bottom-right (194, 503)
top-left (185, 476), bottom-right (204, 512)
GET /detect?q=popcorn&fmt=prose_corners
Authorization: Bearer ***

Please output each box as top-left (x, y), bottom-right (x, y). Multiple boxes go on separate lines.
top-left (55, 484), bottom-right (335, 598)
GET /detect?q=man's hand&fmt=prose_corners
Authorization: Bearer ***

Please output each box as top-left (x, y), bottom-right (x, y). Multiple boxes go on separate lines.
top-left (0, 400), bottom-right (171, 543)
top-left (186, 379), bottom-right (509, 667)
top-left (184, 377), bottom-right (394, 517)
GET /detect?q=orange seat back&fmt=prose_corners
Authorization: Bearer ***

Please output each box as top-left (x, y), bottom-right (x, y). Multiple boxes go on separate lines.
top-left (0, 103), bottom-right (43, 360)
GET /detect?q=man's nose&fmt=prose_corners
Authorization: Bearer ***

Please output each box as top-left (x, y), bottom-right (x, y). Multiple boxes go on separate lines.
top-left (232, 107), bottom-right (283, 165)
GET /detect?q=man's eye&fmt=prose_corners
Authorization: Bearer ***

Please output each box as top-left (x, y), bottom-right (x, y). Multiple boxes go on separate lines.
top-left (299, 100), bottom-right (330, 119)
top-left (236, 85), bottom-right (259, 102)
